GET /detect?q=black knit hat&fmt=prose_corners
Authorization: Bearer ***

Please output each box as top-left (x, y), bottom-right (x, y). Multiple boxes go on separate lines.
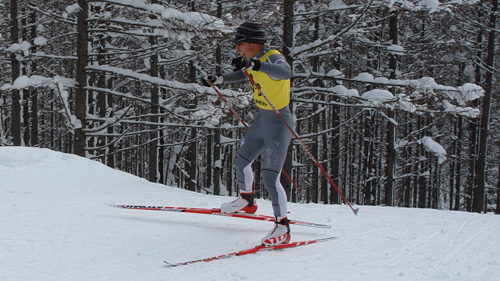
top-left (234, 21), bottom-right (266, 44)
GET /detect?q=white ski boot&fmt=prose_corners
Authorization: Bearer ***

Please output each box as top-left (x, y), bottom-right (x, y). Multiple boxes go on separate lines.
top-left (261, 216), bottom-right (291, 246)
top-left (220, 191), bottom-right (258, 214)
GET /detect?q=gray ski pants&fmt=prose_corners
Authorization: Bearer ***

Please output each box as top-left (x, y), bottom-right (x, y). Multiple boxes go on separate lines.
top-left (235, 106), bottom-right (293, 217)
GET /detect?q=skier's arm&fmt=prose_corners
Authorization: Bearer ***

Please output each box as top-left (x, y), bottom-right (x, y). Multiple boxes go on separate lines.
top-left (221, 53), bottom-right (291, 83)
top-left (258, 54), bottom-right (291, 81)
top-left (222, 70), bottom-right (247, 84)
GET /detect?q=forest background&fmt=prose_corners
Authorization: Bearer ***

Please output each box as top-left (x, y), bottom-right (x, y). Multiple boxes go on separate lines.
top-left (0, 0), bottom-right (498, 214)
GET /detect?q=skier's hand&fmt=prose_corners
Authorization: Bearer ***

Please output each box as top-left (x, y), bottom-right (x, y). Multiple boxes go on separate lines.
top-left (231, 56), bottom-right (261, 72)
top-left (200, 74), bottom-right (223, 87)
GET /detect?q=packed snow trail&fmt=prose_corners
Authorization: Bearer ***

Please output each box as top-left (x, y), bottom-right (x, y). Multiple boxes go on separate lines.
top-left (1, 147), bottom-right (500, 281)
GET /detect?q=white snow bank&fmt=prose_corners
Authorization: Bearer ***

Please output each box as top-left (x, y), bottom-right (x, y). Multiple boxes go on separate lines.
top-left (1, 147), bottom-right (499, 281)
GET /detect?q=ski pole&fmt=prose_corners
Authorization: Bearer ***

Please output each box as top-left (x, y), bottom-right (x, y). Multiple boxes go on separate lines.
top-left (242, 70), bottom-right (359, 215)
top-left (205, 78), bottom-right (302, 195)
top-left (206, 79), bottom-right (249, 129)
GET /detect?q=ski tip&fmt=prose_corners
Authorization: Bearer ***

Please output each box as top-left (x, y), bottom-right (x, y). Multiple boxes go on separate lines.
top-left (163, 261), bottom-right (177, 268)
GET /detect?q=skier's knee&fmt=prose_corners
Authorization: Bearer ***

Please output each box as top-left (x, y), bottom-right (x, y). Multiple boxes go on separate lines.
top-left (261, 169), bottom-right (280, 189)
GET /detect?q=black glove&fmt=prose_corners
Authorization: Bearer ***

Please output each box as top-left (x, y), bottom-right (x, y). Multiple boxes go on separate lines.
top-left (200, 74), bottom-right (223, 87)
top-left (231, 56), bottom-right (261, 71)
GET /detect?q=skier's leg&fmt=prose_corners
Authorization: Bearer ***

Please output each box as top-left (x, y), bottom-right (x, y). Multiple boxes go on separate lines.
top-left (235, 114), bottom-right (264, 192)
top-left (260, 107), bottom-right (293, 217)
top-left (260, 107), bottom-right (293, 245)
top-left (221, 114), bottom-right (264, 213)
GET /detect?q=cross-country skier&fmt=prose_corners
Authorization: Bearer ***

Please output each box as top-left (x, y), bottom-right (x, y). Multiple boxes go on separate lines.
top-left (201, 21), bottom-right (293, 246)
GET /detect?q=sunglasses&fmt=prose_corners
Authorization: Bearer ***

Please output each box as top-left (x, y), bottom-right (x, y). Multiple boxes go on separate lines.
top-left (235, 41), bottom-right (244, 46)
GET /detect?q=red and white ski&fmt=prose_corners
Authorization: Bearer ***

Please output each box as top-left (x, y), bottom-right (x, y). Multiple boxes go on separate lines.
top-left (106, 203), bottom-right (331, 229)
top-left (164, 236), bottom-right (337, 267)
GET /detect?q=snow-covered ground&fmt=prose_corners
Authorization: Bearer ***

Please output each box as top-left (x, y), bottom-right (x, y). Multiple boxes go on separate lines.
top-left (1, 147), bottom-right (499, 281)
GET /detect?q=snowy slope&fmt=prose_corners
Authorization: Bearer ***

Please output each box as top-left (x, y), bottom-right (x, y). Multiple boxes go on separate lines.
top-left (1, 147), bottom-right (500, 281)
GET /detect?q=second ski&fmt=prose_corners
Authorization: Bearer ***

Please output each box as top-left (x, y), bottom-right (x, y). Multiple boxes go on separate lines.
top-left (106, 203), bottom-right (331, 229)
top-left (164, 236), bottom-right (337, 267)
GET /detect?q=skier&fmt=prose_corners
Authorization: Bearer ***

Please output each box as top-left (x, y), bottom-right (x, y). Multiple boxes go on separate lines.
top-left (201, 21), bottom-right (293, 246)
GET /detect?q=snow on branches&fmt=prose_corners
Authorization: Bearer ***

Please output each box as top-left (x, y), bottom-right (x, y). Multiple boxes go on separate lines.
top-left (1, 75), bottom-right (80, 133)
top-left (315, 70), bottom-right (484, 118)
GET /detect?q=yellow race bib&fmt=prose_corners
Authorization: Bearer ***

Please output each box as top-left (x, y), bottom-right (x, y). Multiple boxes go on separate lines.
top-left (247, 50), bottom-right (290, 110)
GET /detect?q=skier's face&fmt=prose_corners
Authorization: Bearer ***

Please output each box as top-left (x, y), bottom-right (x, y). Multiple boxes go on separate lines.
top-left (235, 41), bottom-right (262, 59)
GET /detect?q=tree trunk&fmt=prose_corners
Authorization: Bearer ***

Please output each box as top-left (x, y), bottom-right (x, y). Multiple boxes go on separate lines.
top-left (282, 0), bottom-right (295, 202)
top-left (329, 102), bottom-right (341, 205)
top-left (385, 109), bottom-right (396, 206)
top-left (473, 0), bottom-right (497, 213)
top-left (496, 158), bottom-right (500, 214)
top-left (10, 0), bottom-right (21, 146)
top-left (75, 0), bottom-right (89, 156)
top-left (385, 11), bottom-right (398, 207)
top-left (363, 111), bottom-right (376, 205)
top-left (417, 116), bottom-right (427, 208)
top-left (29, 11), bottom-right (38, 146)
top-left (226, 131), bottom-right (234, 196)
top-left (450, 116), bottom-right (463, 210)
top-left (213, 130), bottom-right (221, 195)
top-left (148, 8), bottom-right (159, 182)
top-left (312, 103), bottom-right (319, 203)
top-left (187, 127), bottom-right (197, 192)
top-left (468, 5), bottom-right (485, 212)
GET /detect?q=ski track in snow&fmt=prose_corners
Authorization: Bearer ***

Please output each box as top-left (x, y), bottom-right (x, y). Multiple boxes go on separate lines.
top-left (1, 147), bottom-right (500, 281)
